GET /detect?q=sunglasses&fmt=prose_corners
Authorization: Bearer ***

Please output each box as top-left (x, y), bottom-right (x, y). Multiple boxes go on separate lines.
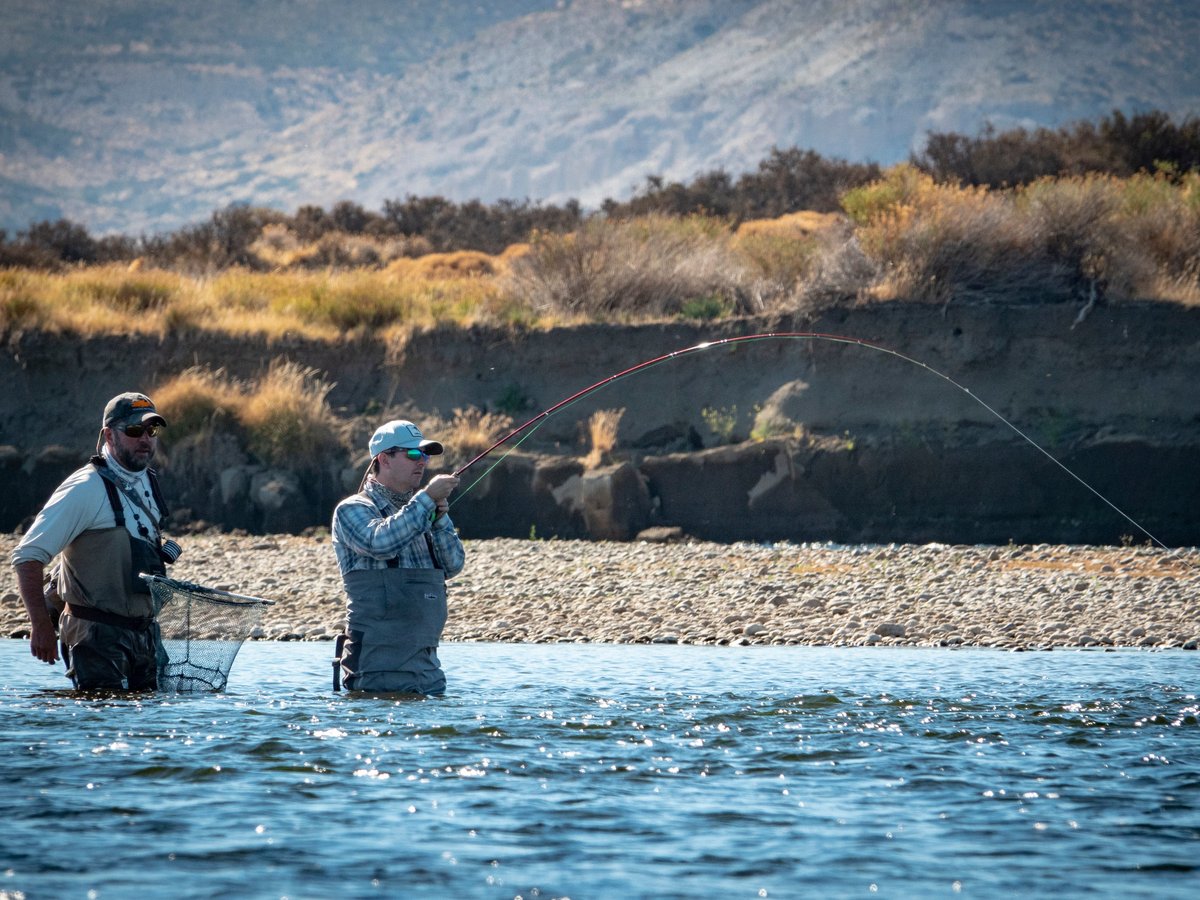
top-left (120, 424), bottom-right (162, 438)
top-left (388, 448), bottom-right (429, 461)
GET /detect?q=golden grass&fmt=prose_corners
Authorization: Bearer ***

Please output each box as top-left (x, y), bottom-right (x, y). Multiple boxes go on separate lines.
top-left (386, 250), bottom-right (498, 279)
top-left (420, 407), bottom-right (517, 472)
top-left (735, 210), bottom-right (842, 238)
top-left (151, 361), bottom-right (339, 470)
top-left (1, 265), bottom-right (189, 335)
top-left (249, 225), bottom-right (420, 270)
top-left (730, 213), bottom-right (829, 301)
top-left (583, 408), bottom-right (624, 469)
top-left (4, 174), bottom-right (1199, 341)
top-left (238, 360), bottom-right (339, 468)
top-left (0, 263), bottom-right (543, 340)
top-left (152, 366), bottom-right (243, 438)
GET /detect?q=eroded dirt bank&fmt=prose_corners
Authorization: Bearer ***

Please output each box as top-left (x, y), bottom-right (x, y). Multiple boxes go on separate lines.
top-left (3, 302), bottom-right (1199, 544)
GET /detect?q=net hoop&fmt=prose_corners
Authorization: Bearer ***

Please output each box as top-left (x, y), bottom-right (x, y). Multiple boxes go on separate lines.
top-left (142, 574), bottom-right (274, 693)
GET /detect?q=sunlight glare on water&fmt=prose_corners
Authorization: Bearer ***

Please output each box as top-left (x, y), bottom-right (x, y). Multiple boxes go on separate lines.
top-left (1, 641), bottom-right (1198, 898)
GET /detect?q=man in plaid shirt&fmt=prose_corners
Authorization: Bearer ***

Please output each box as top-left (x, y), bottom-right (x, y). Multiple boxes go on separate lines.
top-left (331, 419), bottom-right (465, 693)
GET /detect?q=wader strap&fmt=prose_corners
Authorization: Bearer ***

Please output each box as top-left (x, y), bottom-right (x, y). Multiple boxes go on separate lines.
top-left (97, 472), bottom-right (125, 527)
top-left (64, 602), bottom-right (155, 632)
top-left (425, 533), bottom-right (442, 570)
top-left (147, 469), bottom-right (170, 522)
top-left (384, 535), bottom-right (440, 568)
top-left (90, 456), bottom-right (169, 530)
top-left (365, 480), bottom-right (441, 571)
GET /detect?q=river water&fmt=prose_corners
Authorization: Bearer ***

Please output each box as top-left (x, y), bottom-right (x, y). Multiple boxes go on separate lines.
top-left (2, 640), bottom-right (1197, 899)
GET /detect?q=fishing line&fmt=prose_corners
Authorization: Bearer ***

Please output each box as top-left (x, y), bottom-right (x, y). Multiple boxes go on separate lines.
top-left (447, 331), bottom-right (1169, 549)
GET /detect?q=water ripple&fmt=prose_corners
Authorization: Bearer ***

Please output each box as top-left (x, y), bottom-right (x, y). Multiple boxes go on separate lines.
top-left (2, 642), bottom-right (1199, 898)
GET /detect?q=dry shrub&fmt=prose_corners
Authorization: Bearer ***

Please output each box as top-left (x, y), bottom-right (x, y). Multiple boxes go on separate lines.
top-left (503, 214), bottom-right (760, 320)
top-left (1138, 196), bottom-right (1200, 303)
top-left (249, 226), bottom-right (425, 271)
top-left (832, 165), bottom-right (1041, 303)
top-left (840, 164), bottom-right (936, 226)
top-left (788, 224), bottom-right (879, 310)
top-left (865, 184), bottom-right (1039, 303)
top-left (294, 233), bottom-right (383, 269)
top-left (731, 212), bottom-right (843, 293)
top-left (583, 408), bottom-right (624, 469)
top-left (1015, 175), bottom-right (1133, 299)
top-left (238, 360), bottom-right (339, 468)
top-left (498, 242), bottom-right (532, 266)
top-left (1110, 172), bottom-right (1200, 302)
top-left (735, 210), bottom-right (843, 238)
top-left (152, 366), bottom-right (243, 440)
top-left (248, 223), bottom-right (301, 267)
top-left (387, 251), bottom-right (498, 280)
top-left (805, 165), bottom-right (1158, 306)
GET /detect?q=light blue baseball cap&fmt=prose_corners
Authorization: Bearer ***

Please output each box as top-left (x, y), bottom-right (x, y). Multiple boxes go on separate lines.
top-left (368, 419), bottom-right (444, 458)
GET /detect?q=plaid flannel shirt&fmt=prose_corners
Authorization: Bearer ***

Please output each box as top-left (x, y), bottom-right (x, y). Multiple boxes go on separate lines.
top-left (331, 478), bottom-right (465, 578)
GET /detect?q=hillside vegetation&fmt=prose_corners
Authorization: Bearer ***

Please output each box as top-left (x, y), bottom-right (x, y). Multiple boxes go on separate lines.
top-left (3, 167), bottom-right (1198, 345)
top-left (2, 113), bottom-right (1199, 342)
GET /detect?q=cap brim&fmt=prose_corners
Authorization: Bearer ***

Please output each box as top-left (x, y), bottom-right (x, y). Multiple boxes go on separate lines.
top-left (372, 439), bottom-right (444, 458)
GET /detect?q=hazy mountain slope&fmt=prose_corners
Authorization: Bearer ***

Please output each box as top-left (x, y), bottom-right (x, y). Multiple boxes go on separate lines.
top-left (1, 0), bottom-right (1197, 235)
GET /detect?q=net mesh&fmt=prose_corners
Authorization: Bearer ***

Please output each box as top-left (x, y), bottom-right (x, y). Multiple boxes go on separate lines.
top-left (143, 575), bottom-right (273, 692)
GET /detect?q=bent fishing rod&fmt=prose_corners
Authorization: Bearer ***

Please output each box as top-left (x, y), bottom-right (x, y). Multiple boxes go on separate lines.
top-left (448, 330), bottom-right (1169, 550)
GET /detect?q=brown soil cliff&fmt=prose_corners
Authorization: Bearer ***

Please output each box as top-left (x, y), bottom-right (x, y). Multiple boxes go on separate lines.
top-left (2, 301), bottom-right (1198, 545)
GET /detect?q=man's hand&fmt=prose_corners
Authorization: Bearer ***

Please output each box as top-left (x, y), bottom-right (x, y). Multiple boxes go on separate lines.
top-left (28, 617), bottom-right (59, 665)
top-left (424, 473), bottom-right (460, 503)
top-left (15, 560), bottom-right (59, 664)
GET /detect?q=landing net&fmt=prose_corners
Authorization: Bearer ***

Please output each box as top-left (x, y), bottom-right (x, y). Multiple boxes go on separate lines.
top-left (142, 574), bottom-right (274, 692)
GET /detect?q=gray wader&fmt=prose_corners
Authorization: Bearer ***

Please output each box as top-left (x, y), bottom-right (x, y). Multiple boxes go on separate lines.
top-left (338, 566), bottom-right (448, 694)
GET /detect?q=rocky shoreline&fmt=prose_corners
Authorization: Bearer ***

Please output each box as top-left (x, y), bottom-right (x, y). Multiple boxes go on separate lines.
top-left (3, 534), bottom-right (1198, 651)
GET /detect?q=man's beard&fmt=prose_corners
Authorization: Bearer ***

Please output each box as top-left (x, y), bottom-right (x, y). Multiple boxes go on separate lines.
top-left (112, 441), bottom-right (153, 472)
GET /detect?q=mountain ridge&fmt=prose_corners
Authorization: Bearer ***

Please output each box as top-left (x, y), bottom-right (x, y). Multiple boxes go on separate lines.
top-left (2, 0), bottom-right (1198, 235)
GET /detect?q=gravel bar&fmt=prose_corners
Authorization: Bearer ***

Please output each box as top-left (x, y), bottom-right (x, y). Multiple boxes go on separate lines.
top-left (4, 534), bottom-right (1199, 651)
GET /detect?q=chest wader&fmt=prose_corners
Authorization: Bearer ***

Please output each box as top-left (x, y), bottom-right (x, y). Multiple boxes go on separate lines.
top-left (56, 458), bottom-right (170, 690)
top-left (335, 534), bottom-right (448, 695)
